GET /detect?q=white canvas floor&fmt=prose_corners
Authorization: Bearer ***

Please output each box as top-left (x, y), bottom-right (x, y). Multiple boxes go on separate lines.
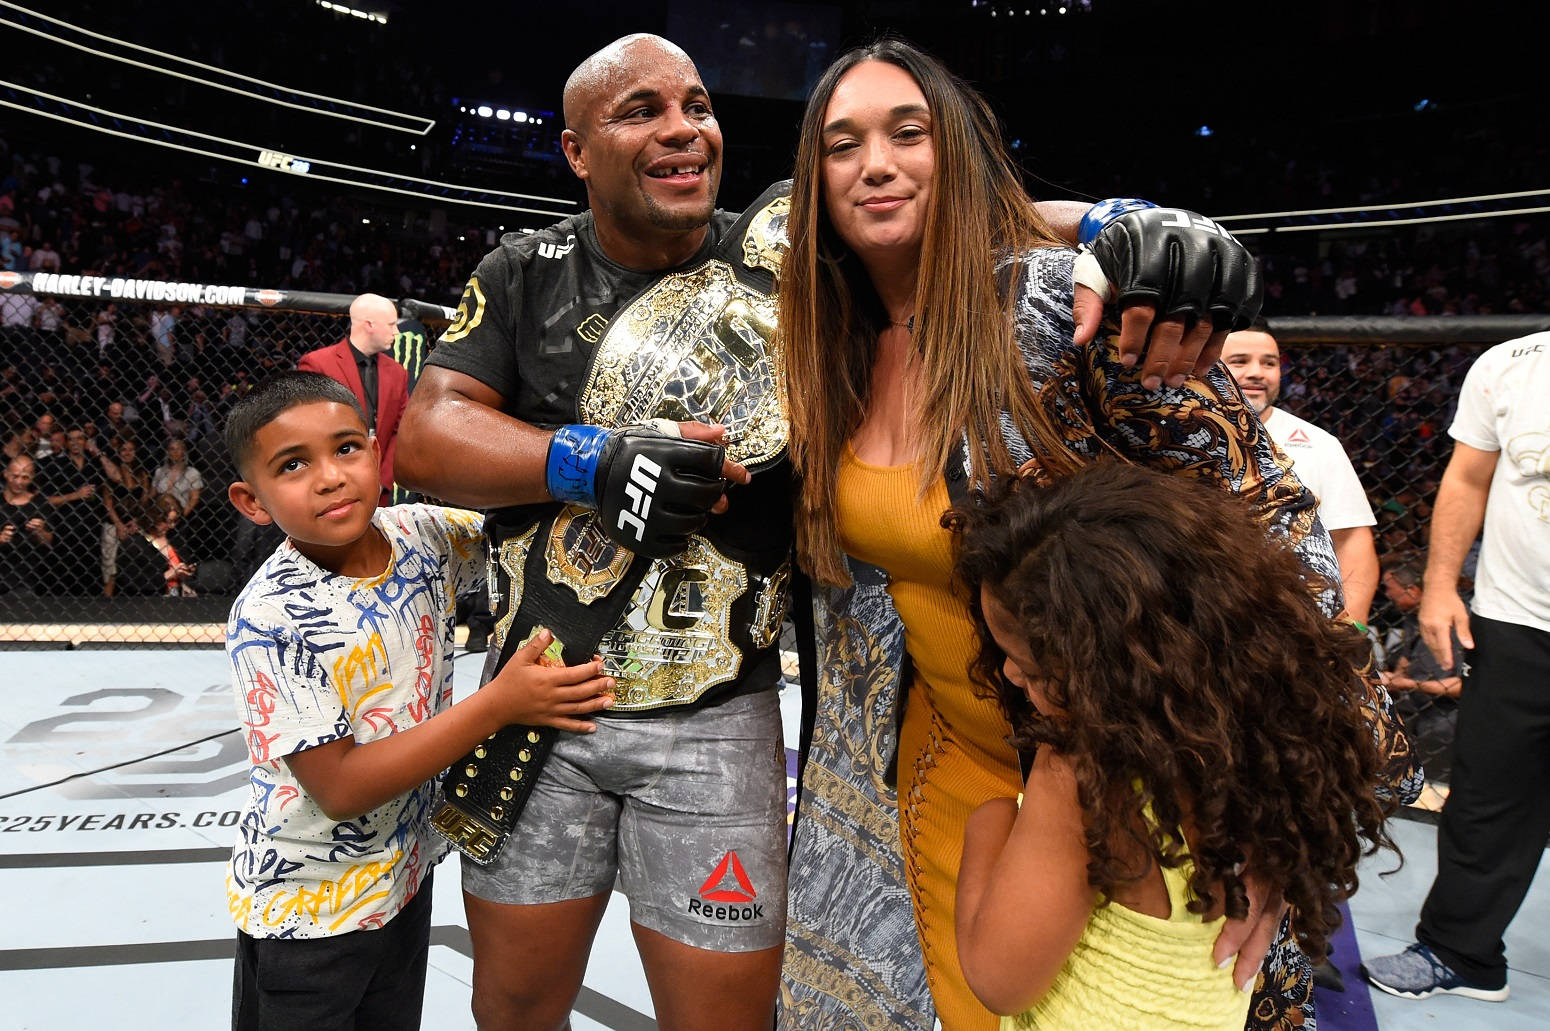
top-left (1, 647), bottom-right (1547, 1031)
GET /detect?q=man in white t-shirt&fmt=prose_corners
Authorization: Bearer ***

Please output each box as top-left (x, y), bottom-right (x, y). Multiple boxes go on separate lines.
top-left (1224, 321), bottom-right (1380, 622)
top-left (1363, 332), bottom-right (1550, 1003)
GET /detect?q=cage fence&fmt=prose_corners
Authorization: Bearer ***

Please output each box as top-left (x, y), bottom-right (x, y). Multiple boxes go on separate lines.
top-left (5, 274), bottom-right (1545, 808)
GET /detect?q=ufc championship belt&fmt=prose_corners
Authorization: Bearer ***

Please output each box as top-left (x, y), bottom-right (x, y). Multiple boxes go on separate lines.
top-left (434, 183), bottom-right (794, 864)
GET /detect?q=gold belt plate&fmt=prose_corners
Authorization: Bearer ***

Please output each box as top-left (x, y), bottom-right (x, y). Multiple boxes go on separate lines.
top-left (598, 535), bottom-right (748, 710)
top-left (578, 259), bottom-right (787, 468)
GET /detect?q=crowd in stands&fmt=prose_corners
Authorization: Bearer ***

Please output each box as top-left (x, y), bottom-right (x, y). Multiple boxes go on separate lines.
top-left (1257, 218), bottom-right (1550, 319)
top-left (0, 123), bottom-right (1543, 626)
top-left (0, 136), bottom-right (497, 306)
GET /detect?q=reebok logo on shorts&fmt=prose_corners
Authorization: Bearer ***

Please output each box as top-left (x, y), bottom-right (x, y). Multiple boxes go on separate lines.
top-left (687, 850), bottom-right (765, 922)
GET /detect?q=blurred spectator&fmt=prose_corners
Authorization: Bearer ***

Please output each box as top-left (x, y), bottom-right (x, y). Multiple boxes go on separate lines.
top-left (0, 453), bottom-right (54, 595)
top-left (1378, 561), bottom-right (1461, 784)
top-left (96, 401), bottom-right (133, 454)
top-left (32, 412), bottom-right (58, 459)
top-left (28, 240), bottom-right (60, 272)
top-left (0, 227), bottom-right (24, 270)
top-left (100, 436), bottom-right (151, 597)
top-left (149, 306), bottom-right (179, 368)
top-left (151, 437), bottom-right (204, 520)
top-left (39, 427), bottom-right (101, 595)
top-left (1380, 562), bottom-right (1465, 697)
top-left (2, 425), bottom-right (37, 464)
top-left (115, 493), bottom-right (196, 597)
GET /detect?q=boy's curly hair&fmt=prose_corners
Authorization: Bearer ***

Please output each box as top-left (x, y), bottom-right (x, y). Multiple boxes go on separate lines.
top-left (951, 461), bottom-right (1397, 960)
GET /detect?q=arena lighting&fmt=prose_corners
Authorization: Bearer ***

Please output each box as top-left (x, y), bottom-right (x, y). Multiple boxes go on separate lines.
top-left (0, 0), bottom-right (429, 134)
top-left (1275, 204), bottom-right (1550, 232)
top-left (316, 1), bottom-right (388, 24)
top-left (1214, 187), bottom-right (1550, 222)
top-left (513, 111), bottom-right (529, 123)
top-left (477, 105), bottom-right (494, 118)
top-left (496, 109), bottom-right (512, 121)
top-left (0, 79), bottom-right (578, 217)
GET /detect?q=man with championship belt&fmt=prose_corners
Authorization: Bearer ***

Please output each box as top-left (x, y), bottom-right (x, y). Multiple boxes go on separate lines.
top-left (397, 33), bottom-right (1264, 1031)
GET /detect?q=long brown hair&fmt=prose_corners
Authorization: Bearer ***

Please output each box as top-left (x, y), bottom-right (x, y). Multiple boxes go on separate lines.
top-left (952, 462), bottom-right (1398, 960)
top-left (780, 38), bottom-right (1070, 586)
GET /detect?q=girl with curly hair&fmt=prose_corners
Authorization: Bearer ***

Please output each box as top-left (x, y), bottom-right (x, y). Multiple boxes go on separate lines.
top-left (952, 462), bottom-right (1399, 1029)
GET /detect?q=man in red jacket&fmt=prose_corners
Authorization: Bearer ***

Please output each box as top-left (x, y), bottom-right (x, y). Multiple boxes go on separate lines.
top-left (298, 293), bottom-right (408, 502)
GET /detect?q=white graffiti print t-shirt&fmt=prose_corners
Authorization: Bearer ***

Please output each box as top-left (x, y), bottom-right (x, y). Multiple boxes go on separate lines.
top-left (224, 504), bottom-right (484, 939)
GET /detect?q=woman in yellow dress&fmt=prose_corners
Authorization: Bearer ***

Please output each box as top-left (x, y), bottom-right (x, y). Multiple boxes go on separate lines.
top-left (776, 38), bottom-right (1420, 1031)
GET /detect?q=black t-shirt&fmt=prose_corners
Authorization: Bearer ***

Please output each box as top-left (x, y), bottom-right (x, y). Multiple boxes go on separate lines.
top-left (426, 207), bottom-right (791, 549)
top-left (427, 204), bottom-right (793, 708)
top-left (428, 209), bottom-right (739, 426)
top-left (0, 495), bottom-right (52, 593)
top-left (39, 454), bottom-right (99, 529)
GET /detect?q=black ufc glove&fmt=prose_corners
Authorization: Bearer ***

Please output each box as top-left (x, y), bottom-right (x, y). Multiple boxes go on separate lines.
top-left (1076, 206), bottom-right (1262, 331)
top-left (546, 424), bottom-right (726, 559)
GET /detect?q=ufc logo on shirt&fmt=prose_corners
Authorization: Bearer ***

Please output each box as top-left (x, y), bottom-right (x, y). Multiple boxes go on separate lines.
top-left (616, 454), bottom-right (661, 542)
top-left (538, 235), bottom-right (577, 260)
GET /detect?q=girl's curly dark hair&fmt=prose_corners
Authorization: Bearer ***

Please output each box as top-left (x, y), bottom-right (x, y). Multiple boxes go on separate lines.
top-left (950, 461), bottom-right (1398, 960)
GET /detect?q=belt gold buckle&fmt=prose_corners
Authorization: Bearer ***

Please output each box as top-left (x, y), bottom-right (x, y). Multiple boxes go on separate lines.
top-left (431, 801), bottom-right (501, 865)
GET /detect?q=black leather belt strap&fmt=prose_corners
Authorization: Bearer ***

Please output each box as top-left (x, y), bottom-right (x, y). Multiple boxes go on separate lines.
top-left (432, 511), bottom-right (650, 865)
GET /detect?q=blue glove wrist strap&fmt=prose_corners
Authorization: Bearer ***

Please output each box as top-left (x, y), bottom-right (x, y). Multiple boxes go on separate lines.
top-left (1078, 197), bottom-right (1158, 246)
top-left (546, 424), bottom-right (611, 506)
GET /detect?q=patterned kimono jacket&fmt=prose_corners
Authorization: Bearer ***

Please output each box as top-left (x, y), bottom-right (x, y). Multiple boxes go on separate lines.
top-left (780, 246), bottom-right (1422, 1031)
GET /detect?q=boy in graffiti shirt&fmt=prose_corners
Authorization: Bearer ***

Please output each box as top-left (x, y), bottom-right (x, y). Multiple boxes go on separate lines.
top-left (220, 371), bottom-right (615, 1031)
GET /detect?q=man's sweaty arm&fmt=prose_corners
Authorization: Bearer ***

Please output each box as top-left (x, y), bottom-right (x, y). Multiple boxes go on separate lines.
top-left (397, 365), bottom-right (747, 514)
top-left (396, 366), bottom-right (555, 509)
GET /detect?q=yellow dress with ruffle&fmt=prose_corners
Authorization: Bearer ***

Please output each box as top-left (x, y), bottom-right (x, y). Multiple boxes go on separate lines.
top-left (1002, 824), bottom-right (1251, 1031)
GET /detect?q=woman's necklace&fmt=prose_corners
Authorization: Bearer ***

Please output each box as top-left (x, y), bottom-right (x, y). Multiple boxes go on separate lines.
top-left (886, 314), bottom-right (915, 333)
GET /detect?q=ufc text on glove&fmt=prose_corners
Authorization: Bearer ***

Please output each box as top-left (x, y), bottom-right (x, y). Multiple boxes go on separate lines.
top-left (1075, 206), bottom-right (1263, 332)
top-left (545, 424), bottom-right (727, 559)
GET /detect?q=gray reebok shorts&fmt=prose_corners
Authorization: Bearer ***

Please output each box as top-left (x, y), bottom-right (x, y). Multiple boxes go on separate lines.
top-left (461, 688), bottom-right (788, 952)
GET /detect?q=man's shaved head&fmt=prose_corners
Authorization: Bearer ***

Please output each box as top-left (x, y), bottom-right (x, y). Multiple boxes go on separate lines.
top-left (348, 292), bottom-right (399, 355)
top-left (562, 34), bottom-right (696, 132)
top-left (557, 32), bottom-right (722, 268)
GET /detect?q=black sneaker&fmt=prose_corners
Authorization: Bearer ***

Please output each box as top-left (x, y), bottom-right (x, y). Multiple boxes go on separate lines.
top-left (1313, 958), bottom-right (1345, 993)
top-left (465, 627), bottom-right (489, 654)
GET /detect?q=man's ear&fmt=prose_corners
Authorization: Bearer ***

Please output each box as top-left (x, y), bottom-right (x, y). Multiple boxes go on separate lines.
top-left (560, 128), bottom-right (587, 180)
top-left (228, 480), bottom-right (273, 526)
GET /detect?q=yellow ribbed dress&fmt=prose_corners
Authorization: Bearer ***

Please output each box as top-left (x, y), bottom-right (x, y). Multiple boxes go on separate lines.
top-left (1003, 838), bottom-right (1251, 1031)
top-left (836, 450), bottom-right (1022, 1030)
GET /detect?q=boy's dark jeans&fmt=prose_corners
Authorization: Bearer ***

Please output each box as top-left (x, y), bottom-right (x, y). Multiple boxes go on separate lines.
top-left (233, 869), bottom-right (433, 1031)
